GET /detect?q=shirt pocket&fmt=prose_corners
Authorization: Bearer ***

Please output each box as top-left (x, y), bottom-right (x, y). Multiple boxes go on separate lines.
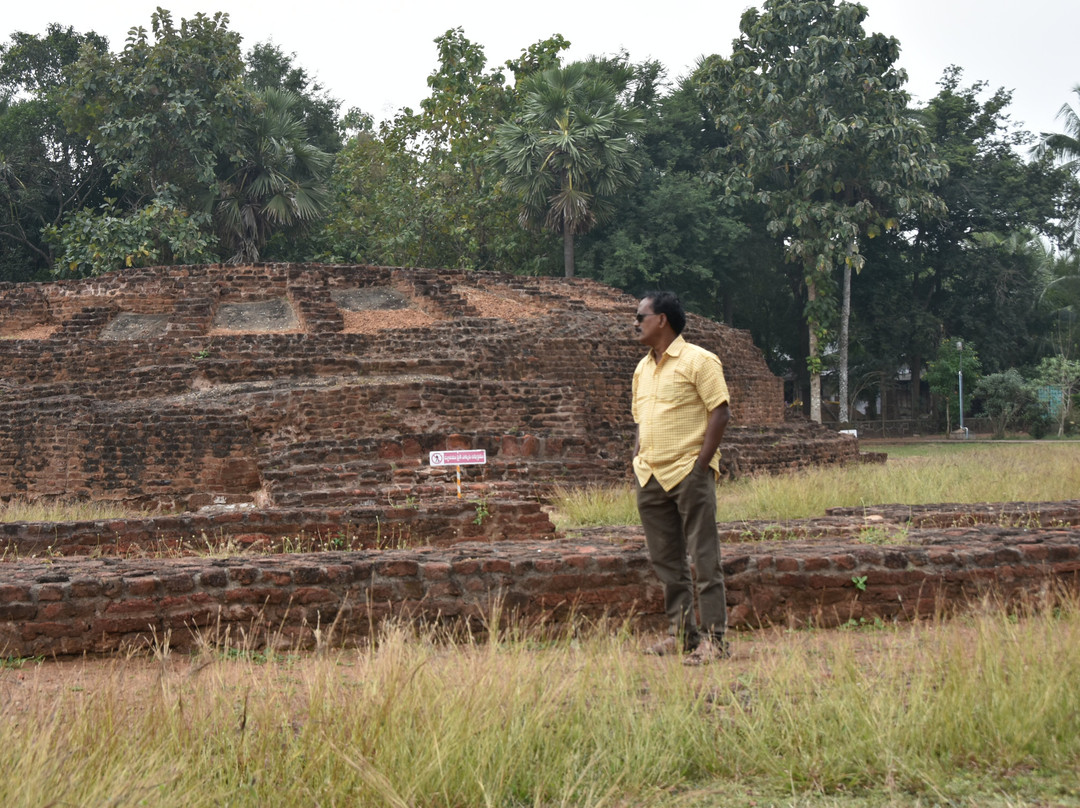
top-left (656, 367), bottom-right (695, 402)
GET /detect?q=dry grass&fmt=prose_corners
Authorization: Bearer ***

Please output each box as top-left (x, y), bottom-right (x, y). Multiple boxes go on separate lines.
top-left (551, 442), bottom-right (1080, 529)
top-left (0, 498), bottom-right (139, 523)
top-left (3, 443), bottom-right (1080, 804)
top-left (3, 599), bottom-right (1080, 807)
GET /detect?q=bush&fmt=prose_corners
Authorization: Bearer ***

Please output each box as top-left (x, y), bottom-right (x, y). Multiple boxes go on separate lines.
top-left (1025, 405), bottom-right (1053, 439)
top-left (45, 199), bottom-right (217, 278)
top-left (973, 369), bottom-right (1035, 438)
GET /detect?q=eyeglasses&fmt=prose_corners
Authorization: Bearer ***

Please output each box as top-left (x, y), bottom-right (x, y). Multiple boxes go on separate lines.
top-left (635, 312), bottom-right (660, 323)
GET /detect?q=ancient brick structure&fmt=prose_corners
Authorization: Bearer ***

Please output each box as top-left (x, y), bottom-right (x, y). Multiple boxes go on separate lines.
top-left (1, 263), bottom-right (904, 658)
top-left (0, 263), bottom-right (855, 532)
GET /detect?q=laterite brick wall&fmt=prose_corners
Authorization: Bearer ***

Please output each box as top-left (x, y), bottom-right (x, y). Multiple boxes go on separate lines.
top-left (3, 503), bottom-right (1079, 658)
top-left (0, 264), bottom-right (851, 523)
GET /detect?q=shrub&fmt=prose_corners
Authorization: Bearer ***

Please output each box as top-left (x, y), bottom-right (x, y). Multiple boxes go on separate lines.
top-left (973, 369), bottom-right (1034, 438)
top-left (1025, 405), bottom-right (1053, 439)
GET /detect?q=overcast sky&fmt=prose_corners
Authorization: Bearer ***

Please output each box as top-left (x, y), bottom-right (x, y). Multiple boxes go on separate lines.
top-left (5, 0), bottom-right (1078, 142)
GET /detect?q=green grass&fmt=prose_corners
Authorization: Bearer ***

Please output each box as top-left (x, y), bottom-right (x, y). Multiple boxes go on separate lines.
top-left (551, 442), bottom-right (1080, 528)
top-left (0, 654), bottom-right (43, 670)
top-left (3, 603), bottom-right (1080, 807)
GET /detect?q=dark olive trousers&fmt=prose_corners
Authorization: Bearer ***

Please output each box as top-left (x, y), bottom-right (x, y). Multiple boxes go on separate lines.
top-left (636, 467), bottom-right (727, 644)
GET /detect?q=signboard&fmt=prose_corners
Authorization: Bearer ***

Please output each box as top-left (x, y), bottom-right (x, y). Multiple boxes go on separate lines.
top-left (429, 450), bottom-right (487, 467)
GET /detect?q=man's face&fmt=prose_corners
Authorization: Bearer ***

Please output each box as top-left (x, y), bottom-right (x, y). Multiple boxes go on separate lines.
top-left (635, 298), bottom-right (666, 347)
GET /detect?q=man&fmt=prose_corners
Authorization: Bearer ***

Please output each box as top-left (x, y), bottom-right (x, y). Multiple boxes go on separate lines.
top-left (632, 291), bottom-right (731, 665)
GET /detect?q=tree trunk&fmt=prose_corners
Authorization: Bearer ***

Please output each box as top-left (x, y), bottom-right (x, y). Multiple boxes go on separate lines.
top-left (722, 288), bottom-right (734, 325)
top-left (563, 224), bottom-right (575, 278)
top-left (790, 267), bottom-right (811, 414)
top-left (808, 280), bottom-right (822, 423)
top-left (839, 260), bottom-right (851, 423)
top-left (879, 372), bottom-right (887, 433)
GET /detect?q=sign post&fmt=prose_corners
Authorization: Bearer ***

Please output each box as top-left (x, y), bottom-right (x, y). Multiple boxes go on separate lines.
top-left (428, 450), bottom-right (487, 498)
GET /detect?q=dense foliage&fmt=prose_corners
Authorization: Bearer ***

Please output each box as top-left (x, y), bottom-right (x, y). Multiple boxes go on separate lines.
top-left (0, 24), bottom-right (109, 281)
top-left (1, 3), bottom-right (1078, 429)
top-left (696, 0), bottom-right (948, 421)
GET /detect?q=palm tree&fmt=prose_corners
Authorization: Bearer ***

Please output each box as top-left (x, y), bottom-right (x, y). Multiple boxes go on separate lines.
top-left (491, 63), bottom-right (642, 277)
top-left (1034, 85), bottom-right (1080, 253)
top-left (215, 87), bottom-right (331, 263)
top-left (1034, 84), bottom-right (1080, 172)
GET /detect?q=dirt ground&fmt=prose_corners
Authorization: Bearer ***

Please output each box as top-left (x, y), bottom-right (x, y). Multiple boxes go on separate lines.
top-left (0, 324), bottom-right (57, 340)
top-left (0, 622), bottom-right (938, 706)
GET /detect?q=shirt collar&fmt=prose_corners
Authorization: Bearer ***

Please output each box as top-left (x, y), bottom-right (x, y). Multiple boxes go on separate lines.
top-left (650, 334), bottom-right (686, 365)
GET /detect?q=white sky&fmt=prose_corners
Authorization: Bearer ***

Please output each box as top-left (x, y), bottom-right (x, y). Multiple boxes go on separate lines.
top-left (4, 0), bottom-right (1078, 141)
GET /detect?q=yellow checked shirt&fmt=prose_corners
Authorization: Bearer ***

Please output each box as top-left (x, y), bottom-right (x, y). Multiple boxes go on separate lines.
top-left (632, 335), bottom-right (730, 491)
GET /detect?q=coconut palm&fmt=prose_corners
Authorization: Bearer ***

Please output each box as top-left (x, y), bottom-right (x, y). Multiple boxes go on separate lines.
top-left (1033, 84), bottom-right (1080, 252)
top-left (1034, 84), bottom-right (1080, 173)
top-left (215, 87), bottom-right (331, 263)
top-left (491, 62), bottom-right (642, 277)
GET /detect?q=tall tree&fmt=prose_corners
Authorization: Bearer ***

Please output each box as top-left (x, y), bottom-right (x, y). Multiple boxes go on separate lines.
top-left (215, 87), bottom-right (331, 263)
top-left (61, 9), bottom-right (249, 212)
top-left (577, 71), bottom-right (786, 352)
top-left (313, 112), bottom-right (429, 267)
top-left (1041, 248), bottom-right (1080, 359)
top-left (1035, 84), bottom-right (1080, 173)
top-left (1034, 84), bottom-right (1080, 248)
top-left (697, 0), bottom-right (946, 422)
top-left (845, 70), bottom-right (1078, 427)
top-left (491, 62), bottom-right (643, 277)
top-left (244, 41), bottom-right (343, 156)
top-left (872, 70), bottom-right (1075, 378)
top-left (414, 27), bottom-right (561, 271)
top-left (0, 25), bottom-right (109, 280)
top-left (53, 9), bottom-right (334, 273)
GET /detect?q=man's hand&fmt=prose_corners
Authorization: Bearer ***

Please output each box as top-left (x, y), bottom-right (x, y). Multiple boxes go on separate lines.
top-left (695, 403), bottom-right (730, 471)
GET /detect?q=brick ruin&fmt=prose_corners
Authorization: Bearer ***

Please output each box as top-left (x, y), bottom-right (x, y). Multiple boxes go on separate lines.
top-left (2, 264), bottom-right (1077, 657)
top-left (0, 263), bottom-right (853, 522)
top-left (4, 502), bottom-right (1080, 658)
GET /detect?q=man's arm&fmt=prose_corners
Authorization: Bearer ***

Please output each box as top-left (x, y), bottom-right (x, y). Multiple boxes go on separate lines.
top-left (694, 403), bottom-right (730, 472)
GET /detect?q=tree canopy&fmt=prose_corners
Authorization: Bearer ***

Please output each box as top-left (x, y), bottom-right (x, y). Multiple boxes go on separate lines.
top-left (491, 61), bottom-right (643, 277)
top-left (0, 24), bottom-right (109, 281)
top-left (41, 9), bottom-right (335, 273)
top-left (696, 0), bottom-right (947, 421)
top-left (312, 28), bottom-right (567, 273)
top-left (1, 4), bottom-right (1079, 433)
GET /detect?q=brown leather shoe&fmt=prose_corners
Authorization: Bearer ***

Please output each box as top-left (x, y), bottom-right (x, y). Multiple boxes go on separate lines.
top-left (682, 637), bottom-right (731, 666)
